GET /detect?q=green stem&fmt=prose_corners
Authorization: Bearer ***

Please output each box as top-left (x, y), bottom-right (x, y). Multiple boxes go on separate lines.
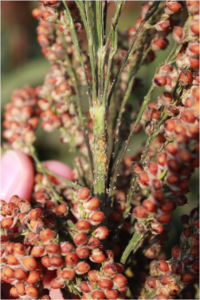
top-left (127, 94), bottom-right (180, 204)
top-left (126, 115), bottom-right (168, 206)
top-left (58, 33), bottom-right (94, 174)
top-left (113, 40), bottom-right (182, 206)
top-left (102, 1), bottom-right (125, 106)
top-left (42, 168), bottom-right (82, 189)
top-left (73, 158), bottom-right (89, 189)
top-left (111, 41), bottom-right (183, 252)
top-left (85, 1), bottom-right (98, 103)
top-left (104, 0), bottom-right (126, 53)
top-left (113, 38), bottom-right (148, 150)
top-left (95, 1), bottom-right (104, 101)
top-left (90, 103), bottom-right (107, 203)
top-left (96, 0), bottom-right (106, 102)
top-left (120, 230), bottom-right (146, 265)
top-left (125, 177), bottom-right (137, 215)
top-left (109, 84), bottom-right (155, 199)
top-left (145, 290), bottom-right (158, 299)
top-left (30, 146), bottom-right (65, 203)
top-left (59, 127), bottom-right (76, 152)
top-left (62, 1), bottom-right (92, 105)
top-left (111, 183), bottom-right (137, 250)
top-left (76, 1), bottom-right (97, 103)
top-left (103, 0), bottom-right (108, 46)
top-left (94, 1), bottom-right (103, 55)
top-left (106, 1), bottom-right (160, 109)
top-left (69, 285), bottom-right (81, 298)
top-left (60, 287), bottom-right (70, 300)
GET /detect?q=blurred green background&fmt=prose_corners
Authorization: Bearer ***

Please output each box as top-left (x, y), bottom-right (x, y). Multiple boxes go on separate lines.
top-left (1, 1), bottom-right (199, 257)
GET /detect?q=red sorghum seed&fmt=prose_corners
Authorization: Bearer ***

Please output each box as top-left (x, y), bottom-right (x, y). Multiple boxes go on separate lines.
top-left (26, 270), bottom-right (41, 284)
top-left (181, 272), bottom-right (195, 284)
top-left (133, 206), bottom-right (148, 219)
top-left (61, 268), bottom-right (76, 280)
top-left (14, 268), bottom-right (28, 281)
top-left (26, 286), bottom-right (39, 298)
top-left (75, 262), bottom-right (91, 274)
top-left (171, 261), bottom-right (184, 275)
top-left (23, 256), bottom-right (37, 271)
top-left (92, 290), bottom-right (106, 300)
top-left (10, 286), bottom-right (19, 298)
top-left (158, 261), bottom-right (169, 273)
top-left (65, 253), bottom-right (79, 266)
top-left (78, 187), bottom-right (91, 202)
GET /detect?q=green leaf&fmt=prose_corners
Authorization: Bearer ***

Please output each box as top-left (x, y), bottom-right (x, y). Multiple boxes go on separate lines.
top-left (21, 231), bottom-right (29, 236)
top-left (175, 275), bottom-right (181, 284)
top-left (37, 241), bottom-right (44, 245)
top-left (27, 224), bottom-right (34, 232)
top-left (66, 221), bottom-right (77, 230)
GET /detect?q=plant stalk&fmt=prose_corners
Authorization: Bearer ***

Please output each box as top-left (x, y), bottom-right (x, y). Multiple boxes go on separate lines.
top-left (106, 1), bottom-right (160, 109)
top-left (42, 168), bottom-right (82, 189)
top-left (30, 146), bottom-right (65, 203)
top-left (102, 0), bottom-right (126, 106)
top-left (120, 230), bottom-right (146, 265)
top-left (85, 1), bottom-right (98, 103)
top-left (62, 1), bottom-right (92, 104)
top-left (109, 84), bottom-right (155, 199)
top-left (90, 103), bottom-right (107, 204)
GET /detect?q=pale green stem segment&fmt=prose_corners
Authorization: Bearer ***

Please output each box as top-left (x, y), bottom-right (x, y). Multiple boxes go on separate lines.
top-left (30, 146), bottom-right (65, 204)
top-left (90, 103), bottom-right (107, 202)
top-left (93, 1), bottom-right (103, 56)
top-left (120, 230), bottom-right (146, 265)
top-left (94, 1), bottom-right (104, 101)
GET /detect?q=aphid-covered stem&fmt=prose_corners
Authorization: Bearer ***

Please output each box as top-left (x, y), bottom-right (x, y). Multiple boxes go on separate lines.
top-left (120, 230), bottom-right (147, 265)
top-left (90, 103), bottom-right (107, 203)
top-left (110, 84), bottom-right (155, 200)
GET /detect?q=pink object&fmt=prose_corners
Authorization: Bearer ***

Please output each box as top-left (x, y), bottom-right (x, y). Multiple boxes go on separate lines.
top-left (42, 160), bottom-right (73, 183)
top-left (0, 150), bottom-right (34, 202)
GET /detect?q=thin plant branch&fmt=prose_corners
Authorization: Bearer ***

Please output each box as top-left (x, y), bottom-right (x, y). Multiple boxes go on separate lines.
top-left (106, 1), bottom-right (160, 109)
top-left (62, 1), bottom-right (93, 105)
top-left (30, 146), bottom-right (65, 204)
